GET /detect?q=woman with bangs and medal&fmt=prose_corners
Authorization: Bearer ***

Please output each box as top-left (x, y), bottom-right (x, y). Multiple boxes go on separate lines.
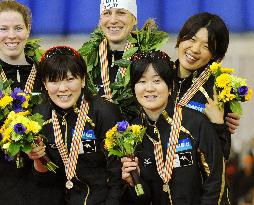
top-left (121, 50), bottom-right (226, 204)
top-left (0, 1), bottom-right (43, 204)
top-left (79, 0), bottom-right (169, 121)
top-left (28, 46), bottom-right (123, 205)
top-left (174, 12), bottom-right (240, 161)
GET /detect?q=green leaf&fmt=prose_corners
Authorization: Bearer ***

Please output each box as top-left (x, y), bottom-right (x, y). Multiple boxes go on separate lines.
top-left (230, 100), bottom-right (243, 116)
top-left (28, 113), bottom-right (44, 126)
top-left (108, 149), bottom-right (124, 158)
top-left (124, 143), bottom-right (134, 155)
top-left (8, 143), bottom-right (21, 157)
top-left (114, 59), bottom-right (131, 67)
top-left (124, 66), bottom-right (131, 86)
top-left (122, 47), bottom-right (138, 59)
top-left (21, 144), bottom-right (32, 154)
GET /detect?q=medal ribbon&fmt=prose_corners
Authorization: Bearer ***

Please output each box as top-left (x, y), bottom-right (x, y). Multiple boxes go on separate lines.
top-left (152, 67), bottom-right (211, 183)
top-left (52, 99), bottom-right (89, 183)
top-left (0, 64), bottom-right (37, 94)
top-left (98, 38), bottom-right (134, 99)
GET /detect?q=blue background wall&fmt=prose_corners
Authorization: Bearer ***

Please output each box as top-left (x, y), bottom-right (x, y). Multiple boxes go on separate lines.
top-left (17, 0), bottom-right (253, 35)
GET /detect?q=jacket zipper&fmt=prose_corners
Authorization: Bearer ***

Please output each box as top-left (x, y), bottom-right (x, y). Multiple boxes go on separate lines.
top-left (75, 176), bottom-right (90, 205)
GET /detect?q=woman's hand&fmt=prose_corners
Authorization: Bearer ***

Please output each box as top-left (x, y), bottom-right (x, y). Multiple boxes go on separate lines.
top-left (28, 141), bottom-right (45, 160)
top-left (205, 87), bottom-right (224, 124)
top-left (121, 157), bottom-right (140, 187)
top-left (225, 112), bottom-right (240, 134)
top-left (28, 141), bottom-right (48, 172)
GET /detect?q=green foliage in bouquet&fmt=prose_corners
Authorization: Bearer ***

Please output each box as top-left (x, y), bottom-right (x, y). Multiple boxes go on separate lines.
top-left (104, 120), bottom-right (146, 158)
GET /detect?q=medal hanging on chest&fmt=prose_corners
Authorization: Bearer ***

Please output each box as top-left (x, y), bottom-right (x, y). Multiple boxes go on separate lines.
top-left (150, 67), bottom-right (211, 200)
top-left (0, 64), bottom-right (37, 94)
top-left (52, 99), bottom-right (89, 189)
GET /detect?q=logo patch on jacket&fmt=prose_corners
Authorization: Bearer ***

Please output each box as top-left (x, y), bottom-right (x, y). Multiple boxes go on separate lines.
top-left (176, 138), bottom-right (192, 152)
top-left (82, 129), bottom-right (96, 140)
top-left (174, 152), bottom-right (193, 168)
top-left (186, 101), bottom-right (205, 113)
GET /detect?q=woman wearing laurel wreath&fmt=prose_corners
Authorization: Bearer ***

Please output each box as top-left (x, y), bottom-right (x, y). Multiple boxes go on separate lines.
top-left (79, 0), bottom-right (169, 121)
top-left (121, 51), bottom-right (226, 204)
top-left (30, 46), bottom-right (122, 205)
top-left (0, 1), bottom-right (44, 204)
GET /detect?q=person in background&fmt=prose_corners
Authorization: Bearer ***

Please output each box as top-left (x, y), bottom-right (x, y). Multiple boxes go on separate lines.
top-left (79, 0), bottom-right (169, 120)
top-left (121, 51), bottom-right (225, 204)
top-left (29, 46), bottom-right (122, 205)
top-left (231, 153), bottom-right (254, 205)
top-left (0, 1), bottom-right (43, 204)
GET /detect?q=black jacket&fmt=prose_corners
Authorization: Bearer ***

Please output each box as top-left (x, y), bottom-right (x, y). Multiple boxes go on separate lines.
top-left (172, 62), bottom-right (231, 160)
top-left (33, 95), bottom-right (122, 205)
top-left (0, 57), bottom-right (43, 205)
top-left (122, 102), bottom-right (225, 205)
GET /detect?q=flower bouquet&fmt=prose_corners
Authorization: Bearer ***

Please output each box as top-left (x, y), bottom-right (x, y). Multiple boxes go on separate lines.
top-left (105, 120), bottom-right (146, 196)
top-left (0, 83), bottom-right (58, 172)
top-left (209, 62), bottom-right (252, 115)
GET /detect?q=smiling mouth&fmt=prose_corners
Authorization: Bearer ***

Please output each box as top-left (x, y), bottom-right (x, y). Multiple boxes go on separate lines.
top-left (185, 53), bottom-right (198, 63)
top-left (144, 95), bottom-right (157, 101)
top-left (58, 95), bottom-right (71, 102)
top-left (108, 27), bottom-right (122, 33)
top-left (5, 42), bottom-right (19, 49)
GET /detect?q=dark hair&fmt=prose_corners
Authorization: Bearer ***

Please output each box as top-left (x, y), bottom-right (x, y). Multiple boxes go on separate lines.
top-left (0, 1), bottom-right (32, 29)
top-left (39, 46), bottom-right (87, 84)
top-left (130, 51), bottom-right (175, 91)
top-left (176, 12), bottom-right (229, 62)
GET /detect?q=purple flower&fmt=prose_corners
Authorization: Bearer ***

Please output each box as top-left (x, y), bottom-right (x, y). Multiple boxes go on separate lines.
top-left (117, 120), bottom-right (129, 132)
top-left (4, 154), bottom-right (14, 161)
top-left (238, 86), bottom-right (248, 97)
top-left (13, 95), bottom-right (26, 112)
top-left (10, 88), bottom-right (24, 99)
top-left (0, 91), bottom-right (3, 99)
top-left (14, 123), bottom-right (26, 134)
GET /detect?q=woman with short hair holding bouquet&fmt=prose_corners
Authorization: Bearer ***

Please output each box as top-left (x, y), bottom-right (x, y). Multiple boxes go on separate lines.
top-left (29, 46), bottom-right (122, 205)
top-left (121, 50), bottom-right (226, 204)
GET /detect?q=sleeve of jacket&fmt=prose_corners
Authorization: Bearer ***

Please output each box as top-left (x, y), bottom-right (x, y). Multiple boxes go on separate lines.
top-left (198, 118), bottom-right (225, 205)
top-left (212, 123), bottom-right (231, 160)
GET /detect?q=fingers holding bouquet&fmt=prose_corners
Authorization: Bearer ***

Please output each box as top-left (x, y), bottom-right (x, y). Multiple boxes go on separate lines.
top-left (28, 139), bottom-right (46, 160)
top-left (121, 156), bottom-right (140, 187)
top-left (29, 135), bottom-right (58, 173)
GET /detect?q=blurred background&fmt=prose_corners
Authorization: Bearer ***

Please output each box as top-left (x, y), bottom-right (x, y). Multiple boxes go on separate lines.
top-left (16, 1), bottom-right (254, 203)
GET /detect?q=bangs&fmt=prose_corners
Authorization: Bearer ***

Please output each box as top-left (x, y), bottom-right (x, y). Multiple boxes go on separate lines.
top-left (40, 55), bottom-right (84, 82)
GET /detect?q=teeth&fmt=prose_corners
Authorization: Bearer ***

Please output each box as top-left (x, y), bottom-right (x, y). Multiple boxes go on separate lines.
top-left (109, 27), bottom-right (121, 32)
top-left (145, 95), bottom-right (156, 100)
top-left (186, 53), bottom-right (196, 61)
top-left (58, 95), bottom-right (70, 101)
top-left (5, 42), bottom-right (19, 48)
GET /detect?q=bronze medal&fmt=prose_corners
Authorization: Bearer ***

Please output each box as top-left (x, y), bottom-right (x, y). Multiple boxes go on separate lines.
top-left (163, 183), bottom-right (170, 193)
top-left (66, 180), bottom-right (73, 189)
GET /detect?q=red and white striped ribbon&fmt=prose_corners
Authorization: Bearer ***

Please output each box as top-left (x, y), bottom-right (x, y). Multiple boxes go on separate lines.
top-left (0, 64), bottom-right (37, 94)
top-left (98, 38), bottom-right (134, 99)
top-left (52, 99), bottom-right (89, 182)
top-left (152, 66), bottom-right (211, 183)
